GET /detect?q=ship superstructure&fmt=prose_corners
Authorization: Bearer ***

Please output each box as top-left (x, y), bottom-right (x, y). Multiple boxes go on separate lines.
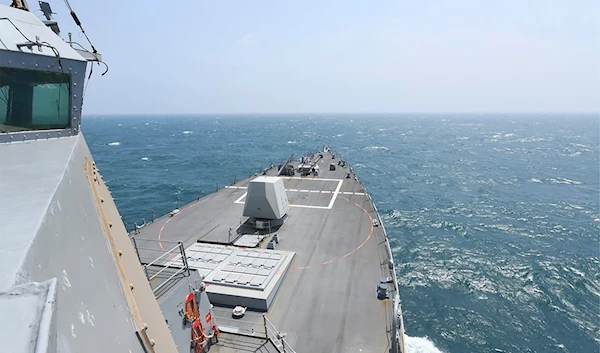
top-left (0, 2), bottom-right (406, 352)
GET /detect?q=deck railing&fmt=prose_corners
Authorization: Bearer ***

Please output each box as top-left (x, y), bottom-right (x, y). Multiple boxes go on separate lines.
top-left (131, 237), bottom-right (190, 295)
top-left (263, 315), bottom-right (297, 353)
top-left (214, 311), bottom-right (297, 353)
top-left (352, 170), bottom-right (406, 353)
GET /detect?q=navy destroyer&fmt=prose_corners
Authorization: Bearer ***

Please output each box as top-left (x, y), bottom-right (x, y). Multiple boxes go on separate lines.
top-left (0, 2), bottom-right (406, 352)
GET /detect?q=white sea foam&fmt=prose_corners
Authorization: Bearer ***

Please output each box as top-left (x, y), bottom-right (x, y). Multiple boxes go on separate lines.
top-left (287, 140), bottom-right (297, 144)
top-left (405, 335), bottom-right (445, 353)
top-left (108, 142), bottom-right (120, 146)
top-left (516, 137), bottom-right (547, 143)
top-left (183, 131), bottom-right (193, 134)
top-left (363, 146), bottom-right (389, 151)
top-left (141, 157), bottom-right (149, 161)
top-left (549, 178), bottom-right (583, 185)
top-left (529, 178), bottom-right (543, 183)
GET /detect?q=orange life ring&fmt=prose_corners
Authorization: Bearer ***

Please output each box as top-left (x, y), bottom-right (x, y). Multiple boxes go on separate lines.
top-left (191, 319), bottom-right (206, 353)
top-left (184, 293), bottom-right (200, 323)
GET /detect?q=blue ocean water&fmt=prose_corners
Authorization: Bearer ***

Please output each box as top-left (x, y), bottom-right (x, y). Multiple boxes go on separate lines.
top-left (83, 114), bottom-right (599, 353)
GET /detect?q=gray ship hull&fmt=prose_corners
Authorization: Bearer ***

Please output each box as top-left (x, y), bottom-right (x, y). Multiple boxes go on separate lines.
top-left (132, 149), bottom-right (406, 353)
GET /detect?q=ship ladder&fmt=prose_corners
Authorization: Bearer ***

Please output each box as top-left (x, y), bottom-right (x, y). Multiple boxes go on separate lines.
top-left (184, 293), bottom-right (200, 323)
top-left (191, 319), bottom-right (206, 353)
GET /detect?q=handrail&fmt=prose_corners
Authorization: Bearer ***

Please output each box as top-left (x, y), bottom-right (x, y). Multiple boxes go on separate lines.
top-left (135, 239), bottom-right (190, 295)
top-left (263, 315), bottom-right (297, 353)
top-left (377, 207), bottom-right (406, 353)
top-left (151, 266), bottom-right (187, 294)
top-left (144, 243), bottom-right (181, 268)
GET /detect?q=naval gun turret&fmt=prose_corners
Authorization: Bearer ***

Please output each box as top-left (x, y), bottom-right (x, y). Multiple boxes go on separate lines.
top-left (243, 176), bottom-right (290, 230)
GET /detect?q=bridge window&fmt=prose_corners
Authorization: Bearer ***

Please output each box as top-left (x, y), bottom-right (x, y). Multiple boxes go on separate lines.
top-left (0, 67), bottom-right (70, 133)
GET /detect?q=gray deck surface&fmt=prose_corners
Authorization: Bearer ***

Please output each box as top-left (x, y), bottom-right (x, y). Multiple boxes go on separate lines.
top-left (134, 152), bottom-right (395, 353)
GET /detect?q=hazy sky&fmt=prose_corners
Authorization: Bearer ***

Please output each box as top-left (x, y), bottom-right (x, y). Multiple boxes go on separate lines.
top-left (48, 0), bottom-right (598, 114)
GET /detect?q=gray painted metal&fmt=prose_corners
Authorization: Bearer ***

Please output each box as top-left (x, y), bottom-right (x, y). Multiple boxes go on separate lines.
top-left (233, 234), bottom-right (265, 248)
top-left (0, 136), bottom-right (78, 290)
top-left (0, 4), bottom-right (179, 353)
top-left (0, 5), bottom-right (88, 144)
top-left (143, 242), bottom-right (190, 295)
top-left (167, 243), bottom-right (296, 311)
top-left (243, 176), bottom-right (290, 220)
top-left (0, 6), bottom-right (406, 350)
top-left (134, 150), bottom-right (404, 352)
top-left (0, 278), bottom-right (57, 353)
top-left (0, 134), bottom-right (149, 352)
top-left (157, 270), bottom-right (204, 353)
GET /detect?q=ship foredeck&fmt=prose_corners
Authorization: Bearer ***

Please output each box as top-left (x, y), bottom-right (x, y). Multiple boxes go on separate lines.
top-left (134, 152), bottom-right (396, 353)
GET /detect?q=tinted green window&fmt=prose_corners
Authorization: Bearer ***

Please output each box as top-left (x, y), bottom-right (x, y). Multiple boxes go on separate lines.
top-left (0, 67), bottom-right (70, 133)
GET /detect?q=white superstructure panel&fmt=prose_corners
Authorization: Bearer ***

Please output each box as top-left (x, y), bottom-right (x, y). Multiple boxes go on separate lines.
top-left (0, 5), bottom-right (85, 60)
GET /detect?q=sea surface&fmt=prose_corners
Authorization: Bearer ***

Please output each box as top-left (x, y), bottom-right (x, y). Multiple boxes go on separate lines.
top-left (83, 114), bottom-right (599, 353)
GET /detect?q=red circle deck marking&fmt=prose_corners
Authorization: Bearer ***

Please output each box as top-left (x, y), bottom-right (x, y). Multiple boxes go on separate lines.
top-left (156, 192), bottom-right (218, 251)
top-left (295, 196), bottom-right (374, 270)
top-left (157, 216), bottom-right (174, 251)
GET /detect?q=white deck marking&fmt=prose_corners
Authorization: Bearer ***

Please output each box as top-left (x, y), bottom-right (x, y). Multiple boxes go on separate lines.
top-left (280, 176), bottom-right (343, 182)
top-left (225, 186), bottom-right (248, 189)
top-left (289, 204), bottom-right (331, 209)
top-left (234, 193), bottom-right (247, 204)
top-left (234, 193), bottom-right (333, 209)
top-left (327, 180), bottom-right (344, 209)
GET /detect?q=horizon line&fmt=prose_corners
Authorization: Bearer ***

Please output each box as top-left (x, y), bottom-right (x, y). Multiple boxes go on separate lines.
top-left (83, 111), bottom-right (599, 117)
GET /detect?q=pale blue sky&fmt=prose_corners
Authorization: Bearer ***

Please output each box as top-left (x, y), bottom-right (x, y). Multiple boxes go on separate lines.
top-left (48, 0), bottom-right (598, 114)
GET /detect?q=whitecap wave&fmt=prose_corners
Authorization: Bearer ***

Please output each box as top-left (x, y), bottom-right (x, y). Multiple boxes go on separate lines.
top-left (287, 140), bottom-right (297, 144)
top-left (140, 157), bottom-right (149, 161)
top-left (183, 131), bottom-right (193, 134)
top-left (108, 142), bottom-right (120, 146)
top-left (363, 146), bottom-right (389, 151)
top-left (405, 335), bottom-right (445, 353)
top-left (549, 177), bottom-right (583, 185)
top-left (529, 178), bottom-right (543, 183)
top-left (515, 137), bottom-right (547, 143)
